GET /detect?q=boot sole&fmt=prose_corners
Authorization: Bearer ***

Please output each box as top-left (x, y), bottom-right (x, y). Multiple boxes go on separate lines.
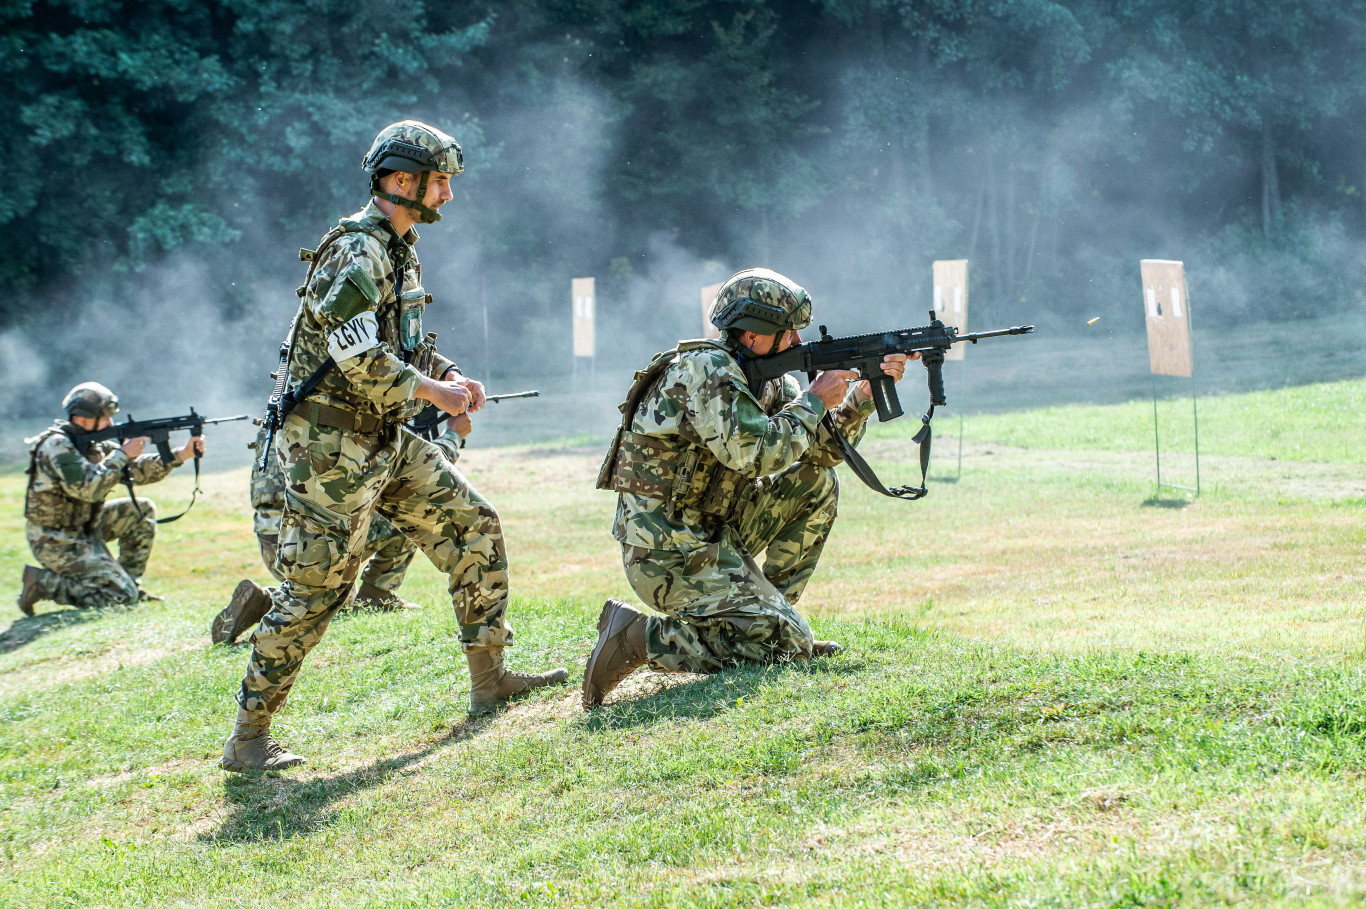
top-left (219, 756), bottom-right (306, 773)
top-left (212, 580), bottom-right (268, 645)
top-left (582, 600), bottom-right (630, 709)
top-left (17, 567), bottom-right (40, 617)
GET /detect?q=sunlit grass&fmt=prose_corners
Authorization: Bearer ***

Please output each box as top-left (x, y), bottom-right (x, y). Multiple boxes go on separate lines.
top-left (2, 380), bottom-right (1365, 906)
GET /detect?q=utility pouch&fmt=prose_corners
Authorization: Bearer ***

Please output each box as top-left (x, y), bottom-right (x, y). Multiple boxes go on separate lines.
top-left (398, 288), bottom-right (428, 357)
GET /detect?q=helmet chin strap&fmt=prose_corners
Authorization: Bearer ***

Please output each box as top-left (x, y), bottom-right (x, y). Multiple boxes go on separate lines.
top-left (372, 170), bottom-right (442, 223)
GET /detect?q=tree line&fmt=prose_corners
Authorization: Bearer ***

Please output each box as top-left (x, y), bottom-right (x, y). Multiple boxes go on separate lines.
top-left (4, 0), bottom-right (1365, 362)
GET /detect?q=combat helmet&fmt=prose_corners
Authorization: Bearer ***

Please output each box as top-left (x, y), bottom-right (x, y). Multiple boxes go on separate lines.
top-left (62, 382), bottom-right (119, 420)
top-left (363, 120), bottom-right (464, 224)
top-left (709, 268), bottom-right (813, 335)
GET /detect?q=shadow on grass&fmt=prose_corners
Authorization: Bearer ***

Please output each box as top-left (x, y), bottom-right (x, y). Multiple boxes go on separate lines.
top-left (203, 711), bottom-right (498, 844)
top-left (1141, 496), bottom-right (1194, 509)
top-left (583, 658), bottom-right (864, 732)
top-left (0, 605), bottom-right (123, 655)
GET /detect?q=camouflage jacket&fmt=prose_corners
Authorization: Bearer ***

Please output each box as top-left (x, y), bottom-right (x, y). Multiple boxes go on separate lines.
top-left (24, 423), bottom-right (180, 533)
top-left (609, 337), bottom-right (876, 550)
top-left (248, 419), bottom-right (462, 537)
top-left (286, 200), bottom-right (458, 422)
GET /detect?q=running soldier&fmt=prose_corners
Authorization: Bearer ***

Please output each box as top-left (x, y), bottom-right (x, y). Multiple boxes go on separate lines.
top-left (210, 412), bottom-right (470, 644)
top-left (16, 382), bottom-right (205, 614)
top-left (217, 121), bottom-right (566, 773)
top-left (583, 268), bottom-right (910, 707)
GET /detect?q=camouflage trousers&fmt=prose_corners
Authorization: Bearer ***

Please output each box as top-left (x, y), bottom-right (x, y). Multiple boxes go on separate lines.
top-left (237, 415), bottom-right (513, 716)
top-left (25, 497), bottom-right (158, 609)
top-left (622, 460), bottom-right (838, 674)
top-left (256, 509), bottom-right (418, 593)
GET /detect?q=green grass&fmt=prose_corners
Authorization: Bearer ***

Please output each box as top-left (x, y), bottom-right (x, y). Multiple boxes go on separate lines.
top-left (2, 379), bottom-right (1366, 907)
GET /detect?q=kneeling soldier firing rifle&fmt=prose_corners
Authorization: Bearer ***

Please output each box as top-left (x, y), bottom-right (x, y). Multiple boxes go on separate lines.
top-left (16, 383), bottom-right (245, 615)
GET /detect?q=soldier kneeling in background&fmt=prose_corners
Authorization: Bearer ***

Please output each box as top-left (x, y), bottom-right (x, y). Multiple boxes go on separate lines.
top-left (16, 382), bottom-right (205, 615)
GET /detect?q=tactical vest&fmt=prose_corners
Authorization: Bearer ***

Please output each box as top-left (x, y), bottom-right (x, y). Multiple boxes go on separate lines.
top-left (290, 218), bottom-right (440, 423)
top-left (24, 427), bottom-right (103, 533)
top-left (597, 339), bottom-right (761, 523)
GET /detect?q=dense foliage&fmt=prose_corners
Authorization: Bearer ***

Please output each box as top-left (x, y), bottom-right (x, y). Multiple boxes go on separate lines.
top-left (3, 0), bottom-right (1364, 392)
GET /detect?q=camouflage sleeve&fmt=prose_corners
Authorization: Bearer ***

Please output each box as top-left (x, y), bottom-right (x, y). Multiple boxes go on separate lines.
top-left (675, 349), bottom-right (827, 478)
top-left (306, 232), bottom-right (422, 407)
top-left (38, 436), bottom-right (132, 503)
top-left (429, 352), bottom-right (458, 381)
top-left (804, 387), bottom-right (878, 468)
top-left (123, 450), bottom-right (182, 485)
top-left (430, 429), bottom-right (461, 464)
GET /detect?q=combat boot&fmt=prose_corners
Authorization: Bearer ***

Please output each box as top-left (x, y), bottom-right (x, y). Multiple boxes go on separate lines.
top-left (467, 649), bottom-right (568, 712)
top-left (211, 580), bottom-right (273, 645)
top-left (582, 598), bottom-right (649, 709)
top-left (352, 581), bottom-right (421, 612)
top-left (220, 707), bottom-right (306, 773)
top-left (806, 640), bottom-right (843, 657)
top-left (16, 565), bottom-right (42, 617)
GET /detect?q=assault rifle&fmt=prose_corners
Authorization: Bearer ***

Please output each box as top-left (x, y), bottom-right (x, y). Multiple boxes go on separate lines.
top-left (409, 390), bottom-right (541, 443)
top-left (69, 408), bottom-right (250, 463)
top-left (69, 408), bottom-right (250, 523)
top-left (741, 311), bottom-right (1033, 500)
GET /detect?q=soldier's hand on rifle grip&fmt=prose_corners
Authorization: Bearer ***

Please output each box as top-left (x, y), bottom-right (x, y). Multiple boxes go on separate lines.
top-left (120, 436), bottom-right (149, 458)
top-left (177, 436), bottom-right (207, 463)
top-left (415, 375), bottom-right (473, 417)
top-left (807, 369), bottom-right (860, 409)
top-left (854, 353), bottom-right (915, 400)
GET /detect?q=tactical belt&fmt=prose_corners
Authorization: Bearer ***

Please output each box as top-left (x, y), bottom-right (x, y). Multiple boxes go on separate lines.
top-left (289, 400), bottom-right (383, 435)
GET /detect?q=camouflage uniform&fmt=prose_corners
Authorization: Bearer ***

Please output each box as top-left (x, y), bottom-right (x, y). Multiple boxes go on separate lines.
top-left (235, 197), bottom-right (514, 716)
top-left (245, 420), bottom-right (462, 594)
top-left (22, 424), bottom-right (182, 609)
top-left (603, 335), bottom-right (876, 673)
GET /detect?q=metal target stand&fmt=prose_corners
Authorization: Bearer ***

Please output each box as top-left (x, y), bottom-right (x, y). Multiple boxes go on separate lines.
top-left (1151, 377), bottom-right (1200, 497)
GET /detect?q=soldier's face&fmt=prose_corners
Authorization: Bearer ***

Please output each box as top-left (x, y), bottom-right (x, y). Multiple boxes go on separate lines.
top-left (742, 329), bottom-right (798, 356)
top-left (423, 173), bottom-right (454, 211)
top-left (69, 414), bottom-right (111, 431)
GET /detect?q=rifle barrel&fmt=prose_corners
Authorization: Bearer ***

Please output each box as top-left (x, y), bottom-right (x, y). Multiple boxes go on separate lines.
top-left (955, 324), bottom-right (1035, 343)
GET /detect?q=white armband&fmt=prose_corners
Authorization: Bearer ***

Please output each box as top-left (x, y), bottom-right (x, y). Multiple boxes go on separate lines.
top-left (326, 311), bottom-right (381, 362)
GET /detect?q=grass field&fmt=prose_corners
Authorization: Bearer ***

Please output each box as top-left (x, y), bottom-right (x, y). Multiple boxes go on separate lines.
top-left (1, 377), bottom-right (1364, 907)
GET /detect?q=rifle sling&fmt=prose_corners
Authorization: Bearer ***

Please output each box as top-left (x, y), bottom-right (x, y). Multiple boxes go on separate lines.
top-left (823, 407), bottom-right (932, 501)
top-left (123, 453), bottom-right (202, 525)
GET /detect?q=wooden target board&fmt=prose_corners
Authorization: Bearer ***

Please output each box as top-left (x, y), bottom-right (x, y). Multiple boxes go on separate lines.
top-left (572, 277), bottom-right (595, 357)
top-left (1140, 260), bottom-right (1193, 377)
top-left (932, 259), bottom-right (969, 361)
top-left (700, 282), bottom-right (723, 339)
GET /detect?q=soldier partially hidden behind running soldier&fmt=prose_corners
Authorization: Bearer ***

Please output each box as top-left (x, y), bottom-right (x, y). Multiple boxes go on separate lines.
top-left (583, 269), bottom-right (912, 707)
top-left (215, 120), bottom-right (566, 773)
top-left (209, 412), bottom-right (470, 644)
top-left (16, 382), bottom-right (206, 615)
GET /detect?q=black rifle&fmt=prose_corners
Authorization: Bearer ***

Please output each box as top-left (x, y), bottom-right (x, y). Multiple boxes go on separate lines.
top-left (409, 390), bottom-right (541, 444)
top-left (741, 311), bottom-right (1034, 500)
top-left (70, 408), bottom-right (250, 523)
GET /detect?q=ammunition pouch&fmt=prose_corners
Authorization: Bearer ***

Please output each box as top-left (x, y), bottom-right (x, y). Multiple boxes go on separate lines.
top-left (24, 428), bottom-right (102, 533)
top-left (604, 430), bottom-right (758, 523)
top-left (24, 486), bottom-right (102, 534)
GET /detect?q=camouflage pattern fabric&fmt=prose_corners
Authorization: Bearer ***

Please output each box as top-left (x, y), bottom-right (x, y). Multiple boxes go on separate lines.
top-left (235, 205), bottom-right (505, 718)
top-left (23, 425), bottom-right (181, 608)
top-left (248, 420), bottom-right (460, 591)
top-left (237, 419), bottom-right (511, 714)
top-left (609, 336), bottom-right (875, 673)
top-left (286, 200), bottom-right (454, 424)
